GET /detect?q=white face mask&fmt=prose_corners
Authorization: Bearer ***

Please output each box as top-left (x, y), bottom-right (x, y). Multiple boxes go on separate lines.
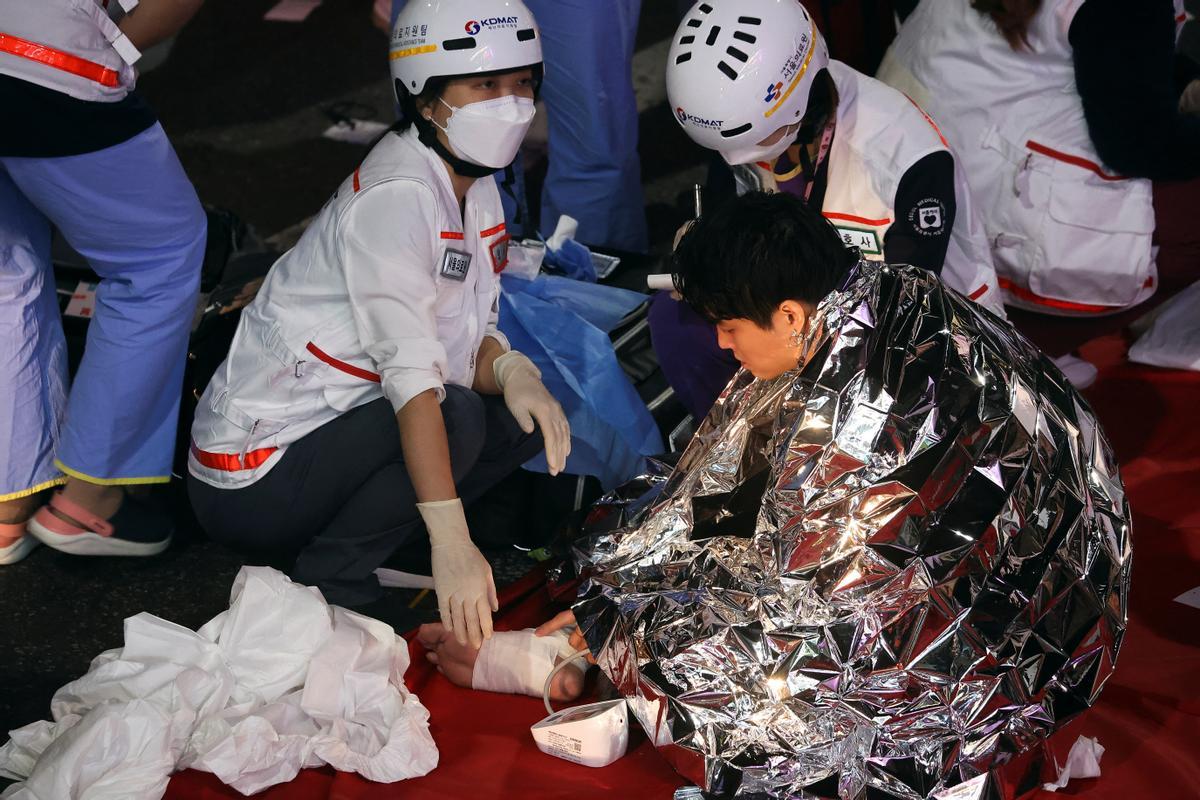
top-left (432, 95), bottom-right (536, 169)
top-left (720, 123), bottom-right (800, 167)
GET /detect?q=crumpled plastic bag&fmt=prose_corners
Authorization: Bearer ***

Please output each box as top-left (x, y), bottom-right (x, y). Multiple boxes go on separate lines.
top-left (0, 567), bottom-right (437, 799)
top-left (500, 273), bottom-right (662, 488)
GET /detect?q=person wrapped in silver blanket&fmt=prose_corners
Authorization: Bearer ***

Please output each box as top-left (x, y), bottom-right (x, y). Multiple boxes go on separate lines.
top-left (564, 191), bottom-right (1131, 799)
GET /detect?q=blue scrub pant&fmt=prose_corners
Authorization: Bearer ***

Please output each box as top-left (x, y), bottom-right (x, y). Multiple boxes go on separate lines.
top-left (0, 123), bottom-right (205, 500)
top-left (528, 0), bottom-right (648, 253)
top-left (391, 0), bottom-right (649, 252)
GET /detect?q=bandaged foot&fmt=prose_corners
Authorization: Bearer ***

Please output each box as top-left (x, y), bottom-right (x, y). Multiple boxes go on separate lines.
top-left (417, 623), bottom-right (587, 703)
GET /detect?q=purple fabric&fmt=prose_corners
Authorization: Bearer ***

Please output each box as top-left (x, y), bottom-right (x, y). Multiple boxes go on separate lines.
top-left (647, 291), bottom-right (739, 420)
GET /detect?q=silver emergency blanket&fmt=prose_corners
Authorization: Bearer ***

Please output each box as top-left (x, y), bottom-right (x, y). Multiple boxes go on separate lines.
top-left (571, 263), bottom-right (1130, 799)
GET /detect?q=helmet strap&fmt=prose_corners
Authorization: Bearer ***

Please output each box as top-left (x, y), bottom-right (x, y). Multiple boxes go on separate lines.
top-left (499, 164), bottom-right (526, 231)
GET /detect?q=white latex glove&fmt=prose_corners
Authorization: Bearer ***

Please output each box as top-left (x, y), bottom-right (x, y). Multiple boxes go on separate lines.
top-left (419, 499), bottom-right (497, 648)
top-left (493, 351), bottom-right (571, 475)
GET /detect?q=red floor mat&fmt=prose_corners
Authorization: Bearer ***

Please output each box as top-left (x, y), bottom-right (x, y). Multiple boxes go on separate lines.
top-left (166, 334), bottom-right (1200, 800)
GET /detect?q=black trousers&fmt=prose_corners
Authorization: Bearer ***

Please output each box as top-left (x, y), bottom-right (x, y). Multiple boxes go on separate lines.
top-left (188, 386), bottom-right (543, 606)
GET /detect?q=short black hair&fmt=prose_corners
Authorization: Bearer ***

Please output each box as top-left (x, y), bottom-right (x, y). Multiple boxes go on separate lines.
top-left (672, 191), bottom-right (859, 327)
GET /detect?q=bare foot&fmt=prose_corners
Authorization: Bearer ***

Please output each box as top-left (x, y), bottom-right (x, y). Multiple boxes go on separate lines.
top-left (418, 622), bottom-right (587, 703)
top-left (418, 622), bottom-right (477, 688)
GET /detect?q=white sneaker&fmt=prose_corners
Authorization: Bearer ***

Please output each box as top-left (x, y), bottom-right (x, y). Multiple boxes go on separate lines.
top-left (1052, 353), bottom-right (1099, 390)
top-left (0, 525), bottom-right (38, 565)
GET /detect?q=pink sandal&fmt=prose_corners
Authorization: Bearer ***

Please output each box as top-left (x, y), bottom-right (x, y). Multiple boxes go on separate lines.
top-left (0, 521), bottom-right (38, 565)
top-left (27, 491), bottom-right (172, 557)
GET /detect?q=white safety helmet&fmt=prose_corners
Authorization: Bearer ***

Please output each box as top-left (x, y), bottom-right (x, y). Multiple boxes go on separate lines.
top-left (667, 0), bottom-right (830, 165)
top-left (389, 0), bottom-right (543, 97)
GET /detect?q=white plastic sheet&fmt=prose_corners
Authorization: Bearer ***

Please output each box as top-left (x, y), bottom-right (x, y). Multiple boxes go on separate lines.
top-left (1129, 279), bottom-right (1200, 371)
top-left (0, 567), bottom-right (438, 798)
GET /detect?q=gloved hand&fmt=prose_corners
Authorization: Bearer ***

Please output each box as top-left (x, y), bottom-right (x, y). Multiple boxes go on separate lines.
top-left (493, 351), bottom-right (571, 475)
top-left (419, 498), bottom-right (497, 648)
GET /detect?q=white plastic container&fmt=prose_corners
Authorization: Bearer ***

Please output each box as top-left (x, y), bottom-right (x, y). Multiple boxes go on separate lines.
top-left (529, 698), bottom-right (629, 768)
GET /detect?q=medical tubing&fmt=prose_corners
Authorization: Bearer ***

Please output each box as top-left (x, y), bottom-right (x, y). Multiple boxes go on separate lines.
top-left (542, 649), bottom-right (594, 715)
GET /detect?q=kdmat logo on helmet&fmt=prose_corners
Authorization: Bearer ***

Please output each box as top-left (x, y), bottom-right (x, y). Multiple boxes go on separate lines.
top-left (676, 107), bottom-right (723, 130)
top-left (465, 15), bottom-right (519, 34)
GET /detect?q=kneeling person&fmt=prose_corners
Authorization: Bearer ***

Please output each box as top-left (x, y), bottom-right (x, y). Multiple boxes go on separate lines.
top-left (188, 0), bottom-right (568, 649)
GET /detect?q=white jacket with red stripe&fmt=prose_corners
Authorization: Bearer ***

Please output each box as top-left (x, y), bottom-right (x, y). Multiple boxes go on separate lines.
top-left (819, 62), bottom-right (1002, 314)
top-left (189, 127), bottom-right (512, 489)
top-left (0, 0), bottom-right (139, 101)
top-left (740, 61), bottom-right (1004, 315)
top-left (878, 0), bottom-right (1187, 315)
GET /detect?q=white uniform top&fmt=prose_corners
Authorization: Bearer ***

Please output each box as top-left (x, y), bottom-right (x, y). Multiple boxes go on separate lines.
top-left (878, 0), bottom-right (1187, 315)
top-left (741, 61), bottom-right (1004, 314)
top-left (189, 127), bottom-right (511, 489)
top-left (0, 0), bottom-right (139, 102)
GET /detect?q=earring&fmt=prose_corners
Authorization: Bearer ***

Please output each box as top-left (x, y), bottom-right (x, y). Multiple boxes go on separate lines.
top-left (789, 329), bottom-right (803, 349)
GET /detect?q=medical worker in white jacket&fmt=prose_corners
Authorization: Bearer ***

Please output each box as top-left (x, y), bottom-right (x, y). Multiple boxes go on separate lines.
top-left (877, 0), bottom-right (1196, 387)
top-left (188, 0), bottom-right (569, 649)
top-left (648, 0), bottom-right (1004, 420)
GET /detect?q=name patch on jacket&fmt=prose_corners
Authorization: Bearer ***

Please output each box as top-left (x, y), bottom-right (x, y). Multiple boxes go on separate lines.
top-left (441, 249), bottom-right (472, 281)
top-left (834, 226), bottom-right (882, 256)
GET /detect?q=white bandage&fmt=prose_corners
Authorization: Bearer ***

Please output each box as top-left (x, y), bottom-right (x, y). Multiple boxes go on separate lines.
top-left (470, 628), bottom-right (578, 697)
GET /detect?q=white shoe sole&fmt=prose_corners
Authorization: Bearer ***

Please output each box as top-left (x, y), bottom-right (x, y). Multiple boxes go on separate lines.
top-left (0, 535), bottom-right (39, 565)
top-left (1051, 354), bottom-right (1099, 390)
top-left (27, 518), bottom-right (171, 557)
